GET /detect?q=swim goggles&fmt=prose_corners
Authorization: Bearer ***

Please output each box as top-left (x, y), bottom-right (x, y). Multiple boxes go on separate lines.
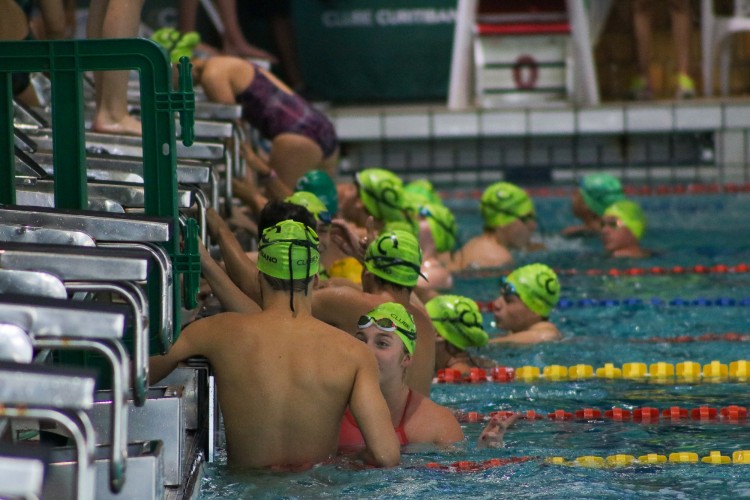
top-left (357, 315), bottom-right (416, 341)
top-left (499, 277), bottom-right (520, 301)
top-left (418, 206), bottom-right (457, 241)
top-left (600, 217), bottom-right (625, 230)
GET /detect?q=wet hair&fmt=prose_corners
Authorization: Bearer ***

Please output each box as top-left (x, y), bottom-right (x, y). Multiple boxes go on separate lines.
top-left (261, 274), bottom-right (311, 293)
top-left (258, 201), bottom-right (316, 235)
top-left (371, 274), bottom-right (414, 293)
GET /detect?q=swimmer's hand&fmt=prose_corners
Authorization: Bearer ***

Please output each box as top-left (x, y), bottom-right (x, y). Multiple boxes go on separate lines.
top-left (477, 413), bottom-right (519, 449)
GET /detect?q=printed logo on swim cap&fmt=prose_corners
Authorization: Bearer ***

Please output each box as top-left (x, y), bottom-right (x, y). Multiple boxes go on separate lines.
top-left (426, 295), bottom-right (488, 350)
top-left (480, 182), bottom-right (534, 229)
top-left (505, 263), bottom-right (560, 318)
top-left (356, 168), bottom-right (406, 223)
top-left (257, 220), bottom-right (320, 280)
top-left (364, 229), bottom-right (424, 288)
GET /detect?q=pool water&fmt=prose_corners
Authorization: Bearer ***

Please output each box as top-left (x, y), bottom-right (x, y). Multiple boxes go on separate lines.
top-left (200, 193), bottom-right (750, 499)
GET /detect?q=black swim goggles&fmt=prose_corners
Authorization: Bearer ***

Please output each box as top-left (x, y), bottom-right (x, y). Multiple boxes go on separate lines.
top-left (499, 277), bottom-right (520, 302)
top-left (357, 315), bottom-right (416, 341)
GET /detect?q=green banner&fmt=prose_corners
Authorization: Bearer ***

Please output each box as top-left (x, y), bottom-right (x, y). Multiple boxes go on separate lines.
top-left (293, 0), bottom-right (456, 103)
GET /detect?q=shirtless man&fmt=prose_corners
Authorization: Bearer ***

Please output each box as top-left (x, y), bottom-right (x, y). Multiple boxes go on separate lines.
top-left (312, 228), bottom-right (437, 397)
top-left (445, 182), bottom-right (538, 271)
top-left (489, 263), bottom-right (562, 345)
top-left (150, 220), bottom-right (399, 469)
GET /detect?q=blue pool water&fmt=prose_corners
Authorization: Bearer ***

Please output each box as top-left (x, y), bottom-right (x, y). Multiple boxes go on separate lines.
top-left (200, 193), bottom-right (750, 498)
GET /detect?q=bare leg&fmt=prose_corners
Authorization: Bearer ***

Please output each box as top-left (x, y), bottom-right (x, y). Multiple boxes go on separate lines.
top-left (268, 133), bottom-right (324, 190)
top-left (669, 0), bottom-right (691, 76)
top-left (0, 0), bottom-right (29, 41)
top-left (632, 0), bottom-right (652, 97)
top-left (212, 0), bottom-right (277, 62)
top-left (88, 0), bottom-right (145, 135)
top-left (269, 14), bottom-right (304, 91)
top-left (37, 0), bottom-right (69, 39)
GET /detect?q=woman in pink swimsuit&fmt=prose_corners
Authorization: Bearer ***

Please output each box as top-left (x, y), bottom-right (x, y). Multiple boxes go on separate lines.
top-left (338, 302), bottom-right (463, 451)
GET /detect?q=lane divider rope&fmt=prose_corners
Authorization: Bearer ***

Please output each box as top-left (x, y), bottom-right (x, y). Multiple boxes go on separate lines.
top-left (434, 361), bottom-right (750, 384)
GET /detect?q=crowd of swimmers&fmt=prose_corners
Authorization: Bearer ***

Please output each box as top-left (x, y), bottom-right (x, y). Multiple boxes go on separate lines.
top-left (143, 29), bottom-right (653, 471)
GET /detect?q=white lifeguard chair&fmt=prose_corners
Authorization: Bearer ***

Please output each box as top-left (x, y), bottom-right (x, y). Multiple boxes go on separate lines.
top-left (701, 0), bottom-right (750, 96)
top-left (448, 0), bottom-right (612, 109)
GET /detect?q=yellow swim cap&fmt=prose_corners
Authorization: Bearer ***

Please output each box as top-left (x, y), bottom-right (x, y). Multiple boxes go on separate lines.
top-left (328, 256), bottom-right (363, 284)
top-left (355, 168), bottom-right (407, 223)
top-left (426, 295), bottom-right (488, 350)
top-left (480, 182), bottom-right (534, 229)
top-left (503, 263), bottom-right (560, 318)
top-left (358, 302), bottom-right (417, 354)
top-left (604, 199), bottom-right (646, 240)
top-left (364, 229), bottom-right (424, 288)
top-left (257, 220), bottom-right (319, 280)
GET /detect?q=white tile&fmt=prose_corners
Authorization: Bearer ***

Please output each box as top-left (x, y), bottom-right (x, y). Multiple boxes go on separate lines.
top-left (529, 109), bottom-right (575, 134)
top-left (479, 110), bottom-right (527, 136)
top-left (625, 107), bottom-right (673, 131)
top-left (723, 104), bottom-right (750, 128)
top-left (577, 108), bottom-right (624, 133)
top-left (334, 115), bottom-right (381, 140)
top-left (675, 105), bottom-right (722, 130)
top-left (384, 114), bottom-right (430, 139)
top-left (432, 112), bottom-right (479, 137)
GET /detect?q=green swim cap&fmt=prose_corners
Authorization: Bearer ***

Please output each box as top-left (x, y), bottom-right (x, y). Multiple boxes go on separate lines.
top-left (405, 179), bottom-right (442, 205)
top-left (383, 220), bottom-right (418, 236)
top-left (360, 302), bottom-right (417, 354)
top-left (420, 203), bottom-right (457, 252)
top-left (364, 229), bottom-right (424, 288)
top-left (151, 27), bottom-right (201, 63)
top-left (257, 220), bottom-right (320, 280)
top-left (295, 170), bottom-right (338, 215)
top-left (480, 182), bottom-right (534, 229)
top-left (285, 191), bottom-right (331, 225)
top-left (604, 199), bottom-right (646, 240)
top-left (356, 168), bottom-right (406, 223)
top-left (579, 174), bottom-right (625, 216)
top-left (504, 263), bottom-right (560, 318)
top-left (426, 295), bottom-right (488, 350)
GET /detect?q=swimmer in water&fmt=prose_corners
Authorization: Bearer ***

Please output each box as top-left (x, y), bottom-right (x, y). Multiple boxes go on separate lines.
top-left (338, 302), bottom-right (463, 450)
top-left (445, 182), bottom-right (539, 271)
top-left (150, 220), bottom-right (400, 469)
top-left (600, 199), bottom-right (651, 258)
top-left (489, 263), bottom-right (562, 344)
top-left (562, 173), bottom-right (626, 237)
top-left (427, 294), bottom-right (496, 375)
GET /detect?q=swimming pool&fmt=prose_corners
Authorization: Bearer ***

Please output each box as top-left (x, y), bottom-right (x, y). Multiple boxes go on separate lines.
top-left (200, 191), bottom-right (750, 498)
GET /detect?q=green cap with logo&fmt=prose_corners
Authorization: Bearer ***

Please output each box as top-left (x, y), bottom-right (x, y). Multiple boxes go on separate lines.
top-left (285, 191), bottom-right (331, 225)
top-left (295, 169), bottom-right (338, 215)
top-left (480, 182), bottom-right (534, 229)
top-left (505, 263), bottom-right (560, 318)
top-left (363, 302), bottom-right (417, 354)
top-left (257, 220), bottom-right (320, 280)
top-left (579, 174), bottom-right (625, 216)
top-left (426, 295), bottom-right (488, 350)
top-left (364, 229), bottom-right (424, 287)
top-left (356, 168), bottom-right (406, 223)
top-left (420, 203), bottom-right (457, 252)
top-left (604, 199), bottom-right (646, 240)
top-left (151, 27), bottom-right (201, 63)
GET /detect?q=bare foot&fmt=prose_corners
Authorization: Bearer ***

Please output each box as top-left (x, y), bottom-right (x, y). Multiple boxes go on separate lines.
top-left (222, 40), bottom-right (278, 64)
top-left (91, 114), bottom-right (142, 136)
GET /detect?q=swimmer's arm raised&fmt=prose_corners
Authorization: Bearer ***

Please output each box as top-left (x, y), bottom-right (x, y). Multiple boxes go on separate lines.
top-left (349, 351), bottom-right (400, 467)
top-left (198, 239), bottom-right (261, 314)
